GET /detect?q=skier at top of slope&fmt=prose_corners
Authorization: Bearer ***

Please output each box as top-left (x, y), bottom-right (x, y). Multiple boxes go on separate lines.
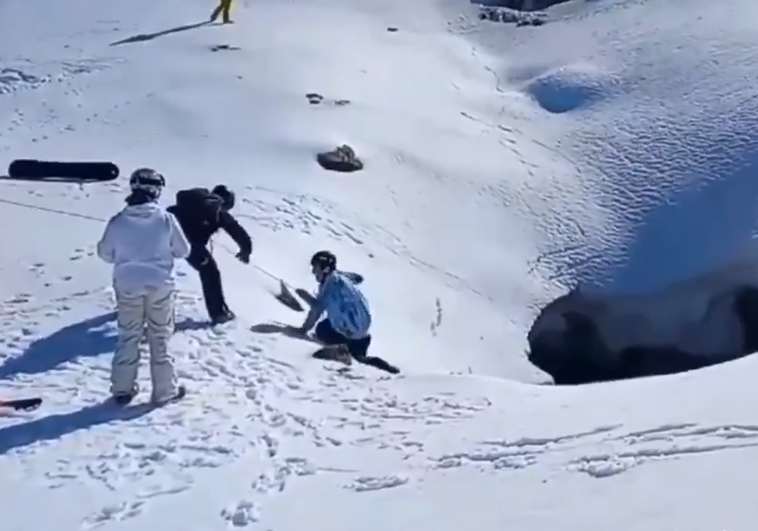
top-left (167, 185), bottom-right (253, 325)
top-left (290, 250), bottom-right (400, 374)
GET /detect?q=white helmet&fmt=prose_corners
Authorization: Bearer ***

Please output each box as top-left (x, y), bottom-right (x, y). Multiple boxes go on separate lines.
top-left (129, 167), bottom-right (165, 200)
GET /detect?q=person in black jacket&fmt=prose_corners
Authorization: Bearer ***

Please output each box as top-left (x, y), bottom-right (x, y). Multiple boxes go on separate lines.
top-left (167, 185), bottom-right (252, 325)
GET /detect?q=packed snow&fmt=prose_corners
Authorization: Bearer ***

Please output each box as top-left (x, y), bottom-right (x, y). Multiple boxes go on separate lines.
top-left (2, 0), bottom-right (758, 528)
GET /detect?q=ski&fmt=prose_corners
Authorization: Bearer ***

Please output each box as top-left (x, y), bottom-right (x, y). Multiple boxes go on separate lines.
top-left (0, 397), bottom-right (43, 411)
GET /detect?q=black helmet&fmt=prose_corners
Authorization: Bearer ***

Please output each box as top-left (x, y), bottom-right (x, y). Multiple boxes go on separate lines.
top-left (310, 250), bottom-right (336, 272)
top-left (129, 168), bottom-right (165, 199)
top-left (212, 184), bottom-right (235, 210)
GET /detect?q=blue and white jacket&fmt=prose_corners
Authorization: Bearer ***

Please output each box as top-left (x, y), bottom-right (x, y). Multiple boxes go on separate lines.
top-left (309, 271), bottom-right (371, 339)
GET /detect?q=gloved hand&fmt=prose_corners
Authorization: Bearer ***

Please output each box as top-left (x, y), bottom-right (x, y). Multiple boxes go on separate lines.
top-left (236, 250), bottom-right (251, 264)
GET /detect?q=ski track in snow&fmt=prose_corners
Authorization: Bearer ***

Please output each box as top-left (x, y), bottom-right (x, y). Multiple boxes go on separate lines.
top-left (431, 422), bottom-right (758, 479)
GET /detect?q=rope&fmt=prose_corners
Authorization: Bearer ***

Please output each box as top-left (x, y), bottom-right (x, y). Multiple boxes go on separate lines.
top-left (0, 196), bottom-right (292, 287)
top-left (213, 239), bottom-right (285, 283)
top-left (0, 197), bottom-right (107, 223)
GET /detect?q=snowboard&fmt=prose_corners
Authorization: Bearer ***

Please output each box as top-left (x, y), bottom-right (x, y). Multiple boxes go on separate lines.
top-left (0, 397), bottom-right (43, 411)
top-left (7, 159), bottom-right (120, 182)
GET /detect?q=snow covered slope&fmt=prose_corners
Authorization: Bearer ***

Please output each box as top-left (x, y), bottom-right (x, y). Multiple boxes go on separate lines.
top-left (2, 0), bottom-right (758, 529)
top-left (471, 0), bottom-right (758, 291)
top-left (476, 0), bottom-right (758, 378)
top-left (0, 0), bottom-right (556, 382)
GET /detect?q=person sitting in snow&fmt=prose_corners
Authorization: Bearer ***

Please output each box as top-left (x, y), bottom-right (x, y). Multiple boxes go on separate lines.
top-left (290, 250), bottom-right (400, 374)
top-left (97, 168), bottom-right (191, 405)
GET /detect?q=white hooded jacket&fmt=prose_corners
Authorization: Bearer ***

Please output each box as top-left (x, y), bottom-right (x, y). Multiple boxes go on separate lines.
top-left (97, 202), bottom-right (191, 293)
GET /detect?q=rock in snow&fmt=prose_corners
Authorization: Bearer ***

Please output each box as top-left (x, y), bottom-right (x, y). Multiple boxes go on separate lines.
top-left (316, 144), bottom-right (364, 172)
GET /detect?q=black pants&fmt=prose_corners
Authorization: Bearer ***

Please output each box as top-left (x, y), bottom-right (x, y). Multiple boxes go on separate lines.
top-left (314, 320), bottom-right (398, 374)
top-left (187, 246), bottom-right (229, 320)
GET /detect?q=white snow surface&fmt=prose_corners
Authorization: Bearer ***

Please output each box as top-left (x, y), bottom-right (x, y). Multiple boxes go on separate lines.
top-left (2, 0), bottom-right (758, 528)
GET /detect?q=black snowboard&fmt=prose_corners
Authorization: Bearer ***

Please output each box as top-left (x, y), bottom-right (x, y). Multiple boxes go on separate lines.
top-left (0, 397), bottom-right (42, 411)
top-left (7, 159), bottom-right (120, 182)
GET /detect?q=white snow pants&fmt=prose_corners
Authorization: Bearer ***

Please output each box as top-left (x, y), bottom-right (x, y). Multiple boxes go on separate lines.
top-left (111, 285), bottom-right (177, 401)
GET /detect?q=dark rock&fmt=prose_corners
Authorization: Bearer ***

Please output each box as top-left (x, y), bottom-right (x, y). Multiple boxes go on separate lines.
top-left (306, 93), bottom-right (324, 105)
top-left (516, 16), bottom-right (545, 26)
top-left (210, 44), bottom-right (240, 52)
top-left (387, 27), bottom-right (398, 32)
top-left (478, 6), bottom-right (547, 25)
top-left (306, 93), bottom-right (351, 106)
top-left (316, 145), bottom-right (364, 173)
top-left (474, 0), bottom-right (568, 10)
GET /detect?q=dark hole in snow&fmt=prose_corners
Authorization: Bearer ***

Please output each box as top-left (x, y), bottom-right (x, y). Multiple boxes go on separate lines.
top-left (527, 285), bottom-right (758, 385)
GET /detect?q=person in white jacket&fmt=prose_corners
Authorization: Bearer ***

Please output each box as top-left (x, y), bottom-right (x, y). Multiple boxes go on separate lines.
top-left (97, 167), bottom-right (191, 405)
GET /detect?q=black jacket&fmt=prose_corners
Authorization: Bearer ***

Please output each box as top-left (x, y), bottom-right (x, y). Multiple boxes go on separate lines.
top-left (167, 187), bottom-right (252, 255)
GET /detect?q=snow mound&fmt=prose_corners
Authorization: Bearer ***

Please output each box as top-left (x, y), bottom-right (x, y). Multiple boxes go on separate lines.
top-left (524, 62), bottom-right (615, 114)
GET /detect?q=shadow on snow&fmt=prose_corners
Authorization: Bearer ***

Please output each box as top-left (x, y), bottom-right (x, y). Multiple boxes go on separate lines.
top-left (0, 400), bottom-right (156, 455)
top-left (0, 312), bottom-right (229, 381)
top-left (0, 312), bottom-right (117, 379)
top-left (0, 313), bottom-right (215, 455)
top-left (250, 322), bottom-right (322, 346)
top-left (110, 21), bottom-right (219, 46)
